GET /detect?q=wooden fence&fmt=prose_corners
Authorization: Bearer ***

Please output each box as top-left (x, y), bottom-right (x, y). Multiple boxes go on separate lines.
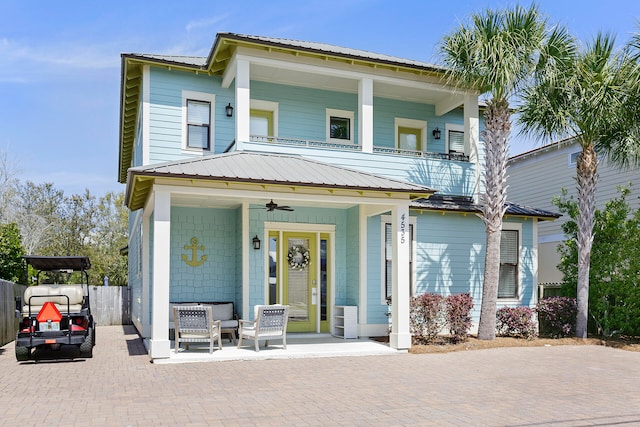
top-left (1, 280), bottom-right (26, 347)
top-left (0, 281), bottom-right (131, 347)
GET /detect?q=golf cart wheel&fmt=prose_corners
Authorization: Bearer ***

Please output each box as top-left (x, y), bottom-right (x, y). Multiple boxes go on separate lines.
top-left (79, 327), bottom-right (93, 358)
top-left (15, 345), bottom-right (30, 361)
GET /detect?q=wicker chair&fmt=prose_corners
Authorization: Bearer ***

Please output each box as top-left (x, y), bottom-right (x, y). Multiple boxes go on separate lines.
top-left (237, 305), bottom-right (289, 351)
top-left (173, 305), bottom-right (221, 354)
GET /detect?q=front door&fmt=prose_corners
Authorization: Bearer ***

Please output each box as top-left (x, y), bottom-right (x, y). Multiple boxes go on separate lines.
top-left (283, 232), bottom-right (316, 332)
top-left (268, 231), bottom-right (330, 333)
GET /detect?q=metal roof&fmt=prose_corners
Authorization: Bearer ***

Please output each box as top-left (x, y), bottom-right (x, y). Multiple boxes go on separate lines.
top-left (126, 152), bottom-right (435, 210)
top-left (410, 194), bottom-right (560, 220)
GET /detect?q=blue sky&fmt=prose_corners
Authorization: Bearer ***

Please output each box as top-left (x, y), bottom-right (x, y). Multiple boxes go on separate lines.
top-left (1, 0), bottom-right (639, 196)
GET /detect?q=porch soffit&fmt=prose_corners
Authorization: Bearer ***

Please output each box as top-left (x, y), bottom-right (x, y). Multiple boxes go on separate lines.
top-left (125, 152), bottom-right (435, 211)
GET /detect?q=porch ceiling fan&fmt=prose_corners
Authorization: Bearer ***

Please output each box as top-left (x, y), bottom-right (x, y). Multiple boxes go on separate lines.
top-left (264, 199), bottom-right (294, 212)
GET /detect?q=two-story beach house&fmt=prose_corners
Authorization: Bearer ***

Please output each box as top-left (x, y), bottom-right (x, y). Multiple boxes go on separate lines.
top-left (118, 33), bottom-right (558, 361)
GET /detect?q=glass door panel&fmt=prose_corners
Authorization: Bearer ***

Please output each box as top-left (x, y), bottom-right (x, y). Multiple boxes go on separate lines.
top-left (284, 233), bottom-right (316, 332)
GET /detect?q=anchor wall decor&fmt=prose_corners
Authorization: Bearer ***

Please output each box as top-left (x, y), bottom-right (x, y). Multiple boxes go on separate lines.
top-left (182, 237), bottom-right (207, 267)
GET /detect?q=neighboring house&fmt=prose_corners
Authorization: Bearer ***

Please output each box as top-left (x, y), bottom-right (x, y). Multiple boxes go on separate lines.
top-left (507, 138), bottom-right (640, 287)
top-left (118, 33), bottom-right (558, 361)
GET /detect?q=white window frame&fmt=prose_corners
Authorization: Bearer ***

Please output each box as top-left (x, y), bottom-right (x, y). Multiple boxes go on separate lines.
top-left (326, 108), bottom-right (355, 144)
top-left (445, 123), bottom-right (465, 155)
top-left (381, 214), bottom-right (417, 303)
top-left (395, 118), bottom-right (427, 153)
top-left (250, 99), bottom-right (279, 138)
top-left (182, 90), bottom-right (215, 154)
top-left (498, 222), bottom-right (522, 302)
top-left (568, 150), bottom-right (580, 167)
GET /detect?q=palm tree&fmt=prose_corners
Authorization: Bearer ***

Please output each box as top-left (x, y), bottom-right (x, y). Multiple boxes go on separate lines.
top-left (519, 32), bottom-right (640, 338)
top-left (440, 5), bottom-right (574, 340)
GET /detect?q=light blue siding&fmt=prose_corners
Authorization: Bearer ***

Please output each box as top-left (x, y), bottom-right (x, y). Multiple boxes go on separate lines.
top-left (365, 212), bottom-right (538, 326)
top-left (147, 68), bottom-right (235, 163)
top-left (170, 207), bottom-right (239, 304)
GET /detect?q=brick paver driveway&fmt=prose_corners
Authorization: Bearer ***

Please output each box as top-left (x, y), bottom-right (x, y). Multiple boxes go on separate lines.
top-left (1, 325), bottom-right (640, 426)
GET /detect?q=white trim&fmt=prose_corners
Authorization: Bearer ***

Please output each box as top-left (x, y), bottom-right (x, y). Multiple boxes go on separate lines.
top-left (250, 99), bottom-right (279, 137)
top-left (500, 222), bottom-right (523, 303)
top-left (359, 207), bottom-right (368, 327)
top-left (142, 65), bottom-right (150, 166)
top-left (380, 214), bottom-right (417, 304)
top-left (242, 202), bottom-right (250, 319)
top-left (359, 78), bottom-right (374, 153)
top-left (532, 219), bottom-right (538, 307)
top-left (264, 222), bottom-right (336, 232)
top-left (234, 50), bottom-right (470, 97)
top-left (568, 150), bottom-right (580, 167)
top-left (394, 118), bottom-right (427, 152)
top-left (326, 108), bottom-right (355, 144)
top-left (181, 90), bottom-right (215, 154)
top-left (445, 123), bottom-right (464, 154)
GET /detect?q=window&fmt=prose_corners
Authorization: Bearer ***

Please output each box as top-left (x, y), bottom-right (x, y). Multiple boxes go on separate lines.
top-left (448, 130), bottom-right (464, 154)
top-left (250, 109), bottom-right (273, 137)
top-left (395, 118), bottom-right (427, 152)
top-left (250, 100), bottom-right (278, 140)
top-left (383, 217), bottom-right (416, 300)
top-left (182, 90), bottom-right (215, 152)
top-left (330, 117), bottom-right (350, 139)
top-left (569, 151), bottom-right (580, 166)
top-left (187, 100), bottom-right (210, 149)
top-left (446, 123), bottom-right (465, 155)
top-left (498, 229), bottom-right (519, 299)
top-left (398, 127), bottom-right (422, 151)
top-left (326, 108), bottom-right (354, 143)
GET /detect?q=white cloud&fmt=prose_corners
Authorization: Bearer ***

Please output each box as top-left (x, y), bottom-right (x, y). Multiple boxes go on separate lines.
top-left (185, 14), bottom-right (230, 32)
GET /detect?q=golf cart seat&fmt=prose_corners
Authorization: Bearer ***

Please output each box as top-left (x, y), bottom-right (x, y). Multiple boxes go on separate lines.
top-left (22, 285), bottom-right (85, 315)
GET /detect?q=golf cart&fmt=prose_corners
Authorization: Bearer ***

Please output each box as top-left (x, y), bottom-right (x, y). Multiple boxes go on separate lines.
top-left (15, 256), bottom-right (95, 361)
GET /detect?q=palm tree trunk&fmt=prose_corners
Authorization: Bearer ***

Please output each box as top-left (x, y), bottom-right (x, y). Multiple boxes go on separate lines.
top-left (575, 142), bottom-right (598, 338)
top-left (477, 99), bottom-right (510, 340)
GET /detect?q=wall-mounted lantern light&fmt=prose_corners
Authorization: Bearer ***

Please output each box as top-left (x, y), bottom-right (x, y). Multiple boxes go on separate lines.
top-left (252, 235), bottom-right (261, 250)
top-left (432, 127), bottom-right (441, 140)
top-left (225, 103), bottom-right (234, 117)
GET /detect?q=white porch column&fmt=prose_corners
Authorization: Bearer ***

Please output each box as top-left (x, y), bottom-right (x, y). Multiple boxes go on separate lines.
top-left (149, 190), bottom-right (171, 359)
top-left (235, 58), bottom-right (251, 150)
top-left (358, 78), bottom-right (374, 153)
top-left (390, 202), bottom-right (411, 350)
top-left (141, 211), bottom-right (151, 340)
top-left (241, 203), bottom-right (250, 319)
top-left (464, 94), bottom-right (480, 203)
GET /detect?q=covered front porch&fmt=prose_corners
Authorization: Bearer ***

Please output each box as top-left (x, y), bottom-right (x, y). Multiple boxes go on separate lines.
top-left (125, 151), bottom-right (434, 361)
top-left (157, 333), bottom-right (400, 364)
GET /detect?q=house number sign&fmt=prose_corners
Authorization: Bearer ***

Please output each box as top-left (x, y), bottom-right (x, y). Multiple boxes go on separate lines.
top-left (182, 237), bottom-right (207, 267)
top-left (399, 213), bottom-right (407, 244)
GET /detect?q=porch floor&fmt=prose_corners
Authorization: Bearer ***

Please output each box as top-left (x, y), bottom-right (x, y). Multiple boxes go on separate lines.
top-left (156, 333), bottom-right (402, 364)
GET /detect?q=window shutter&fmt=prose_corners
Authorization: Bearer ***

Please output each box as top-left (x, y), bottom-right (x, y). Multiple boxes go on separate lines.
top-left (449, 130), bottom-right (464, 153)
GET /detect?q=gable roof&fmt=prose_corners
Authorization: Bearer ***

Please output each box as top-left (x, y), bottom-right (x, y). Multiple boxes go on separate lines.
top-left (119, 32), bottom-right (451, 184)
top-left (411, 194), bottom-right (560, 220)
top-left (126, 151), bottom-right (435, 210)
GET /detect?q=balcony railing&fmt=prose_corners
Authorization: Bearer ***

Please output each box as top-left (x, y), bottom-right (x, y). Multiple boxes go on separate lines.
top-left (249, 135), bottom-right (469, 162)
